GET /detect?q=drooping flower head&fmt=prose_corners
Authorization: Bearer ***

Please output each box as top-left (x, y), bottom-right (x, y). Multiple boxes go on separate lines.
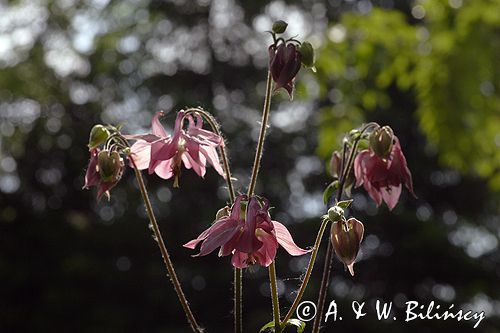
top-left (354, 129), bottom-right (415, 210)
top-left (330, 217), bottom-right (364, 276)
top-left (83, 148), bottom-right (124, 200)
top-left (127, 111), bottom-right (224, 187)
top-left (184, 195), bottom-right (310, 269)
top-left (269, 42), bottom-right (302, 99)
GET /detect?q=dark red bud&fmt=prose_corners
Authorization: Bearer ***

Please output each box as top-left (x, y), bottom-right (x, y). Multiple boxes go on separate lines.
top-left (330, 218), bottom-right (364, 276)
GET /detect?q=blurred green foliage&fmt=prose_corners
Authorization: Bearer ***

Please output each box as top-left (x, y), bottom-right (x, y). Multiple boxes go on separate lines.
top-left (315, 0), bottom-right (500, 189)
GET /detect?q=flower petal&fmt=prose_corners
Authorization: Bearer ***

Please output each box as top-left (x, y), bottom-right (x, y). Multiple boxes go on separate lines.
top-left (151, 111), bottom-right (168, 137)
top-left (253, 228), bottom-right (278, 267)
top-left (272, 221), bottom-right (310, 256)
top-left (354, 150), bottom-right (370, 187)
top-left (196, 218), bottom-right (241, 257)
top-left (234, 197), bottom-right (262, 253)
top-left (129, 140), bottom-right (151, 170)
top-left (231, 251), bottom-right (250, 269)
top-left (200, 145), bottom-right (224, 176)
top-left (123, 133), bottom-right (162, 143)
top-left (83, 149), bottom-right (100, 189)
top-left (154, 159), bottom-right (173, 179)
top-left (381, 184), bottom-right (402, 211)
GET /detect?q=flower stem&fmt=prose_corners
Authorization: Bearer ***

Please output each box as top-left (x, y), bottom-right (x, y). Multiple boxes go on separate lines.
top-left (234, 266), bottom-right (242, 333)
top-left (312, 123), bottom-right (378, 333)
top-left (311, 236), bottom-right (335, 332)
top-left (281, 218), bottom-right (329, 327)
top-left (184, 107), bottom-right (241, 333)
top-left (247, 70), bottom-right (273, 197)
top-left (269, 261), bottom-right (281, 333)
top-left (130, 157), bottom-right (202, 333)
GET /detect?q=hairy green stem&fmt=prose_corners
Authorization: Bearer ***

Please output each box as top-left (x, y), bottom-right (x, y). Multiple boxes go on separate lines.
top-left (130, 157), bottom-right (202, 333)
top-left (247, 70), bottom-right (273, 197)
top-left (281, 218), bottom-right (330, 326)
top-left (234, 267), bottom-right (242, 333)
top-left (183, 107), bottom-right (240, 333)
top-left (269, 262), bottom-right (281, 333)
top-left (312, 122), bottom-right (379, 333)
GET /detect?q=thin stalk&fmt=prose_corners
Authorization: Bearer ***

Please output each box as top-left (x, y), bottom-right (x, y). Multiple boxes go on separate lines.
top-left (311, 239), bottom-right (334, 333)
top-left (269, 262), bottom-right (281, 333)
top-left (281, 218), bottom-right (330, 326)
top-left (247, 70), bottom-right (273, 197)
top-left (184, 107), bottom-right (241, 333)
top-left (312, 123), bottom-right (378, 333)
top-left (130, 157), bottom-right (203, 333)
top-left (184, 107), bottom-right (242, 333)
top-left (234, 267), bottom-right (242, 333)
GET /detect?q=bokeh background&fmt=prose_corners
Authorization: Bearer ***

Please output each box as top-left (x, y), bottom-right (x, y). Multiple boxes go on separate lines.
top-left (1, 0), bottom-right (499, 332)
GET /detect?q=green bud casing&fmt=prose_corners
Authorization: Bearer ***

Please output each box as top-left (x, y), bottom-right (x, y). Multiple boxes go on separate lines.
top-left (88, 125), bottom-right (110, 150)
top-left (327, 206), bottom-right (344, 222)
top-left (272, 20), bottom-right (288, 34)
top-left (97, 150), bottom-right (123, 183)
top-left (299, 42), bottom-right (315, 68)
top-left (369, 126), bottom-right (394, 158)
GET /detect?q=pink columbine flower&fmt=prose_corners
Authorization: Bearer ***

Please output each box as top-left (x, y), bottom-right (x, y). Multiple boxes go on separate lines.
top-left (127, 111), bottom-right (224, 187)
top-left (269, 42), bottom-right (302, 99)
top-left (354, 137), bottom-right (415, 210)
top-left (83, 148), bottom-right (123, 200)
top-left (184, 195), bottom-right (310, 269)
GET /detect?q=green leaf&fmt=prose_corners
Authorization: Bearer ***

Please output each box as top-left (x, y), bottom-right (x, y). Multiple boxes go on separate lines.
top-left (336, 199), bottom-right (354, 209)
top-left (259, 319), bottom-right (306, 333)
top-left (323, 181), bottom-right (339, 204)
top-left (259, 320), bottom-right (275, 332)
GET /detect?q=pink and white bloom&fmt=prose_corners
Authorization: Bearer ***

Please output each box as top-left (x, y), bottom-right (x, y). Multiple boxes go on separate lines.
top-left (184, 195), bottom-right (310, 269)
top-left (354, 137), bottom-right (415, 210)
top-left (127, 111), bottom-right (224, 187)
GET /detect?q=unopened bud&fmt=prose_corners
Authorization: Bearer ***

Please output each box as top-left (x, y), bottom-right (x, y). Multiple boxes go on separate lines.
top-left (299, 41), bottom-right (315, 68)
top-left (327, 206), bottom-right (344, 222)
top-left (329, 151), bottom-right (342, 178)
top-left (330, 218), bottom-right (364, 276)
top-left (88, 125), bottom-right (110, 150)
top-left (97, 150), bottom-right (123, 183)
top-left (369, 126), bottom-right (394, 158)
top-left (272, 20), bottom-right (288, 34)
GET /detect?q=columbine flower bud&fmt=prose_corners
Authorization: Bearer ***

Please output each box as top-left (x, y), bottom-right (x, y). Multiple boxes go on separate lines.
top-left (327, 206), bottom-right (344, 222)
top-left (299, 41), bottom-right (315, 68)
top-left (269, 42), bottom-right (302, 99)
top-left (88, 125), bottom-right (110, 150)
top-left (97, 150), bottom-right (123, 183)
top-left (369, 126), bottom-right (394, 159)
top-left (329, 151), bottom-right (342, 178)
top-left (272, 20), bottom-right (288, 34)
top-left (330, 218), bottom-right (364, 276)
